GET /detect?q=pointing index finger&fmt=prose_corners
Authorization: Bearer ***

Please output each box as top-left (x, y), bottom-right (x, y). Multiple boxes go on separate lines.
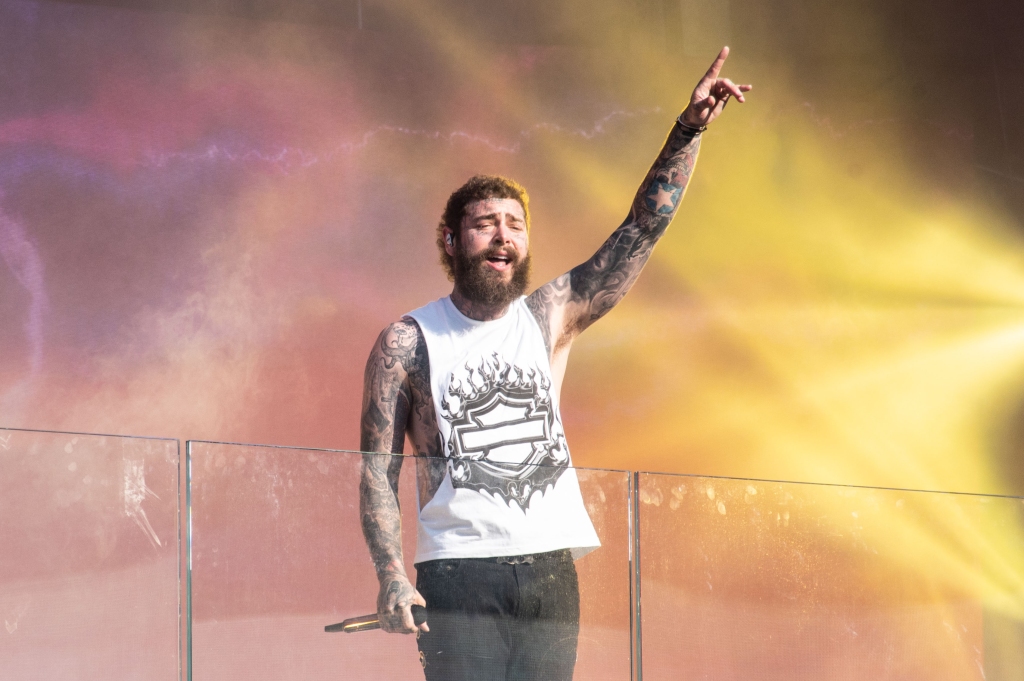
top-left (704, 46), bottom-right (730, 81)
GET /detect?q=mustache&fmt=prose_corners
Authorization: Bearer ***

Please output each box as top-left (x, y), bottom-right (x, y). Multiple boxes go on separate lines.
top-left (473, 245), bottom-right (522, 263)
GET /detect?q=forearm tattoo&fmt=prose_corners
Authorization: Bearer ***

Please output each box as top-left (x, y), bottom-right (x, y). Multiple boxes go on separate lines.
top-left (574, 123), bottom-right (700, 321)
top-left (528, 123), bottom-right (701, 352)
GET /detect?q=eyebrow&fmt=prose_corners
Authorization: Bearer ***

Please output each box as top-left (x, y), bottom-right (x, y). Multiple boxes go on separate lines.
top-left (473, 212), bottom-right (524, 223)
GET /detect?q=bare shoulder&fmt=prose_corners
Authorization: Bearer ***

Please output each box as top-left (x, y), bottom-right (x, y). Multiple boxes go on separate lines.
top-left (364, 318), bottom-right (429, 402)
top-left (370, 318), bottom-right (425, 370)
top-left (361, 317), bottom-right (433, 453)
top-left (367, 317), bottom-right (432, 399)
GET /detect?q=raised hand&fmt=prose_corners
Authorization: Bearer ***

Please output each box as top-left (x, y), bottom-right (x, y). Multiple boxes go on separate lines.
top-left (680, 46), bottom-right (752, 129)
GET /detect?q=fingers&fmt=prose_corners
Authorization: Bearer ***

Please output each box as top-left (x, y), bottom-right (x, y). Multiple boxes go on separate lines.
top-left (686, 47), bottom-right (751, 127)
top-left (380, 604), bottom-right (413, 634)
top-left (414, 590), bottom-right (429, 633)
top-left (703, 45), bottom-right (730, 81)
top-left (384, 600), bottom-right (419, 634)
top-left (398, 602), bottom-right (418, 633)
top-left (716, 78), bottom-right (747, 103)
top-left (694, 94), bottom-right (716, 114)
top-left (712, 95), bottom-right (729, 118)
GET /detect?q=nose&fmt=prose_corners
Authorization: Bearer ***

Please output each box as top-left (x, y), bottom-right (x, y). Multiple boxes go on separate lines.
top-left (493, 216), bottom-right (515, 244)
top-left (493, 213), bottom-right (526, 248)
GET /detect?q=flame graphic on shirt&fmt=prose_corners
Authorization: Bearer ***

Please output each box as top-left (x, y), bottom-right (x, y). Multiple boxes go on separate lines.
top-left (440, 353), bottom-right (568, 507)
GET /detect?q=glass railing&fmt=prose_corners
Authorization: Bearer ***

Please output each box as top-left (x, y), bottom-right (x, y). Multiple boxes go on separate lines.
top-left (4, 427), bottom-right (1024, 680)
top-left (636, 473), bottom-right (1024, 680)
top-left (0, 427), bottom-right (181, 681)
top-left (185, 441), bottom-right (633, 680)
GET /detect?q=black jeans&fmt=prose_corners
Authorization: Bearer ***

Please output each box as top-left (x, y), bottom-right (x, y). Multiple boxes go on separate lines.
top-left (415, 550), bottom-right (580, 681)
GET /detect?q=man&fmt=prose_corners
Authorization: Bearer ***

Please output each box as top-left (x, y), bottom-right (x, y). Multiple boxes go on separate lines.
top-left (359, 47), bottom-right (751, 680)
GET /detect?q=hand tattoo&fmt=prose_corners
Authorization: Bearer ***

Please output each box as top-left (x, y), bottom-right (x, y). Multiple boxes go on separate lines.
top-left (378, 571), bottom-right (418, 633)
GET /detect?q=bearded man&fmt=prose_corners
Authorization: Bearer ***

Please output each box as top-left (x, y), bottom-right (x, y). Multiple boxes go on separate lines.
top-left (359, 47), bottom-right (751, 681)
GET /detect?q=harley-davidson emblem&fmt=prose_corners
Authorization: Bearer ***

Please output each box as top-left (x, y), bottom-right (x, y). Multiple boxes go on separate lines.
top-left (440, 354), bottom-right (568, 507)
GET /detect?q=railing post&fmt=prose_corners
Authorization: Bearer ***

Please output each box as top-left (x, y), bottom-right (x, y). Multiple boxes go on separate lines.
top-left (630, 470), bottom-right (643, 681)
top-left (185, 441), bottom-right (193, 681)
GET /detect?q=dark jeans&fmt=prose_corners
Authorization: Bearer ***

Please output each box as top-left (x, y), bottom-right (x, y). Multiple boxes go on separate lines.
top-left (415, 550), bottom-right (580, 681)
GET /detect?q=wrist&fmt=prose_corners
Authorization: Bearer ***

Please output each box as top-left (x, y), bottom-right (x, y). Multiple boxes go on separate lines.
top-left (676, 111), bottom-right (707, 133)
top-left (376, 561), bottom-right (408, 582)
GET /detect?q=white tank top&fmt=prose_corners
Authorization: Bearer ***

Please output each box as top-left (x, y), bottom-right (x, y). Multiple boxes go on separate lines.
top-left (406, 295), bottom-right (600, 562)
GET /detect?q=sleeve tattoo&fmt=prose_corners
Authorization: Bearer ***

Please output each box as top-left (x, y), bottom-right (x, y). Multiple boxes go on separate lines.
top-left (358, 320), bottom-right (429, 590)
top-left (527, 123), bottom-right (701, 353)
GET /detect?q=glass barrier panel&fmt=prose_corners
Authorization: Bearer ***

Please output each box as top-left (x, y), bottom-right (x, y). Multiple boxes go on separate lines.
top-left (187, 442), bottom-right (632, 680)
top-left (0, 428), bottom-right (180, 681)
top-left (637, 474), bottom-right (1024, 681)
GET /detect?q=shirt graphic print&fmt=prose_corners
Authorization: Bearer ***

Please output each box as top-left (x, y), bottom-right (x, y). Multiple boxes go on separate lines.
top-left (440, 353), bottom-right (569, 508)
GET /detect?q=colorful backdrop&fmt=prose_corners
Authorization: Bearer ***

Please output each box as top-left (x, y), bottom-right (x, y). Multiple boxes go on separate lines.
top-left (2, 0), bottom-right (1024, 498)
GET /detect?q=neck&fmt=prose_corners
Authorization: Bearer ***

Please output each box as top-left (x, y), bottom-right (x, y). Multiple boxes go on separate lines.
top-left (450, 287), bottom-right (513, 321)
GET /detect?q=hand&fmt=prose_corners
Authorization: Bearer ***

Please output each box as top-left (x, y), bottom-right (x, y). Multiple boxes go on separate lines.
top-left (377, 572), bottom-right (429, 634)
top-left (680, 46), bottom-right (752, 129)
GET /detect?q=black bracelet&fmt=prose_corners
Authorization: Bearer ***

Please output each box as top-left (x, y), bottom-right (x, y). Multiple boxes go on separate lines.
top-left (675, 113), bottom-right (707, 133)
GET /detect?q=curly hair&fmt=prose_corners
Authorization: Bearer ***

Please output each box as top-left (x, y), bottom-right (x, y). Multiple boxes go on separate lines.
top-left (436, 175), bottom-right (530, 281)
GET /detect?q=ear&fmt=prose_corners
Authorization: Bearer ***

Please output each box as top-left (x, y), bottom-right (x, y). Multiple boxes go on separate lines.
top-left (443, 227), bottom-right (456, 257)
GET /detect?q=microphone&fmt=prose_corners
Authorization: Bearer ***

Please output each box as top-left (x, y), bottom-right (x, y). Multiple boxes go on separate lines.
top-left (325, 605), bottom-right (427, 633)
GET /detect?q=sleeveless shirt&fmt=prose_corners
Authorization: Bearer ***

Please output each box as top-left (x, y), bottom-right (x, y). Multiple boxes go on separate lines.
top-left (406, 295), bottom-right (600, 562)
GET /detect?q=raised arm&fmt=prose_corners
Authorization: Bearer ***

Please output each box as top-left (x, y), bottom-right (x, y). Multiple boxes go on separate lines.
top-left (527, 47), bottom-right (751, 355)
top-left (358, 319), bottom-right (429, 634)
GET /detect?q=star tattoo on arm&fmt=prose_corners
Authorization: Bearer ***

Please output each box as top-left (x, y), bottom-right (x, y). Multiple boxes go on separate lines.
top-left (526, 47), bottom-right (749, 358)
top-left (526, 123), bottom-right (701, 355)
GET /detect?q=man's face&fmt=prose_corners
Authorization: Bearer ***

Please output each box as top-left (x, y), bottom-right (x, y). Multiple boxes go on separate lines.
top-left (446, 198), bottom-right (531, 307)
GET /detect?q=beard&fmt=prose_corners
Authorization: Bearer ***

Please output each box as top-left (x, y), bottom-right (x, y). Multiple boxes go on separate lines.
top-left (453, 244), bottom-right (531, 308)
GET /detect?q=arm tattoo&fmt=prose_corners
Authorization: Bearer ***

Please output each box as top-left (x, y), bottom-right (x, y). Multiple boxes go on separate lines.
top-left (527, 123), bottom-right (701, 351)
top-left (359, 320), bottom-right (424, 584)
top-left (416, 431), bottom-right (447, 507)
top-left (397, 321), bottom-right (449, 508)
top-left (571, 124), bottom-right (700, 322)
top-left (525, 275), bottom-right (570, 355)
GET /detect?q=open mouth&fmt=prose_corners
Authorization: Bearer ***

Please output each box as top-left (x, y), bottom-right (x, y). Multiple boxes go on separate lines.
top-left (485, 253), bottom-right (515, 270)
